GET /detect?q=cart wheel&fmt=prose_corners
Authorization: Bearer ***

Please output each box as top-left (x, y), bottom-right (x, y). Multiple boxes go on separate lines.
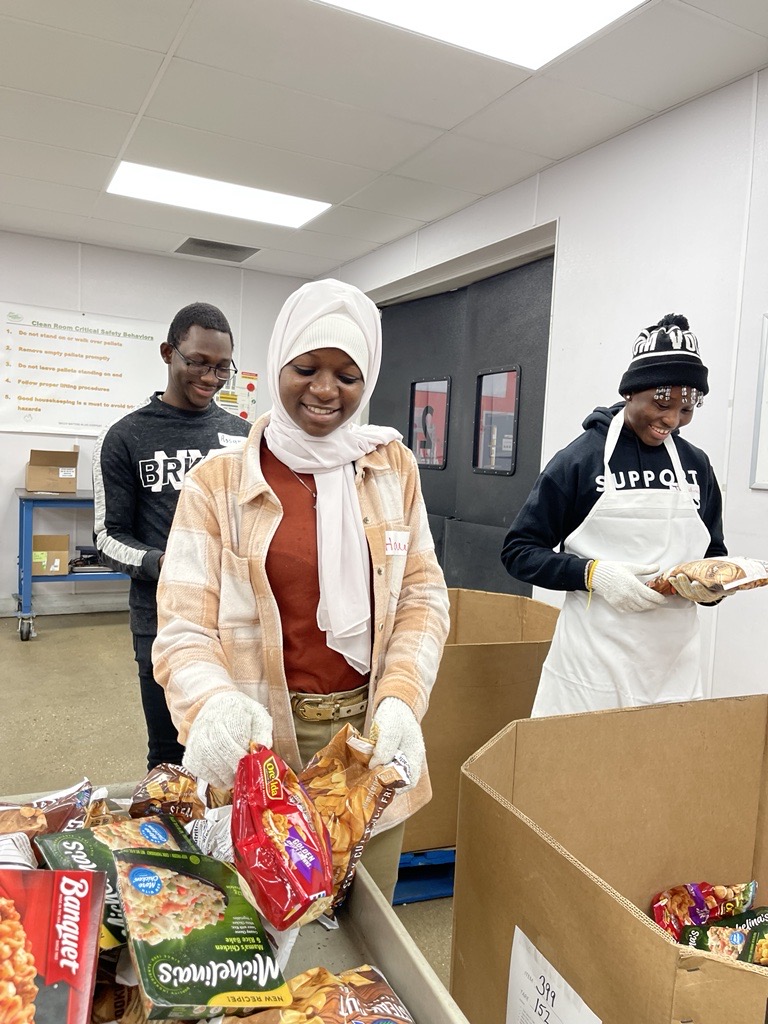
top-left (19, 620), bottom-right (32, 642)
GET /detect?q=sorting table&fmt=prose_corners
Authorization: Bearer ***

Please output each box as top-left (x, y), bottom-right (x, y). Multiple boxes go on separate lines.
top-left (15, 488), bottom-right (128, 640)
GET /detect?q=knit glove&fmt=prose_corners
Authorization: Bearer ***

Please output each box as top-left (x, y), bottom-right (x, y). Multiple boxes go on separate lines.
top-left (182, 691), bottom-right (273, 789)
top-left (668, 573), bottom-right (728, 604)
top-left (369, 696), bottom-right (425, 789)
top-left (590, 561), bottom-right (667, 613)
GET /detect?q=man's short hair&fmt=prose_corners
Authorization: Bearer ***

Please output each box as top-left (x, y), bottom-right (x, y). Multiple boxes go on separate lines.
top-left (167, 302), bottom-right (233, 348)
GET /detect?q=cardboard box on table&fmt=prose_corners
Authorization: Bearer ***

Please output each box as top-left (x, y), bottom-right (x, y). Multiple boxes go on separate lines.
top-left (451, 695), bottom-right (768, 1024)
top-left (32, 534), bottom-right (70, 575)
top-left (402, 588), bottom-right (559, 853)
top-left (25, 448), bottom-right (78, 492)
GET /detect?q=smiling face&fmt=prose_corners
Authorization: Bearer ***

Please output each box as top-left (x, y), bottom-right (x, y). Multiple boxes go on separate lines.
top-left (160, 324), bottom-right (234, 412)
top-left (623, 386), bottom-right (696, 445)
top-left (279, 347), bottom-right (365, 436)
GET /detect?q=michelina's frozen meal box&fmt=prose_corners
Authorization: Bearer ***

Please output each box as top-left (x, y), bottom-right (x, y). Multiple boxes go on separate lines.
top-left (113, 849), bottom-right (290, 1019)
top-left (35, 813), bottom-right (198, 949)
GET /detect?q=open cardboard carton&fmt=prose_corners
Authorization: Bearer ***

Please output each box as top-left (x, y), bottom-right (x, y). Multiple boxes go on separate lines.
top-left (403, 588), bottom-right (559, 853)
top-left (452, 695), bottom-right (768, 1024)
top-left (25, 447), bottom-right (79, 493)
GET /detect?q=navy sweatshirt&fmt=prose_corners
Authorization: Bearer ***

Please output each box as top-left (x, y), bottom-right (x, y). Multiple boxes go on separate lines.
top-left (93, 393), bottom-right (251, 635)
top-left (501, 403), bottom-right (727, 592)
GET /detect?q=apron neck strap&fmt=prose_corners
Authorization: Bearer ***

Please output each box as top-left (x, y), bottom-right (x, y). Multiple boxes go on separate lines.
top-left (603, 408), bottom-right (689, 492)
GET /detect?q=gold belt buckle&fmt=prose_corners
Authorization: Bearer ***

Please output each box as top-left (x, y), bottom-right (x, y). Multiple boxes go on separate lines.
top-left (291, 691), bottom-right (368, 722)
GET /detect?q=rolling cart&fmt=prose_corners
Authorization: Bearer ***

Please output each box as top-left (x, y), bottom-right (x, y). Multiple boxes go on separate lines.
top-left (14, 488), bottom-right (128, 640)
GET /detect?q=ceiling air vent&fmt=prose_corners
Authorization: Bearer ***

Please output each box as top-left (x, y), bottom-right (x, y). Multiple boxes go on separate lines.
top-left (175, 237), bottom-right (260, 263)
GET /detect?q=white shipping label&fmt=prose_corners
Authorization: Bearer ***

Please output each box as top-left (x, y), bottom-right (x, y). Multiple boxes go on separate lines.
top-left (59, 467), bottom-right (76, 478)
top-left (385, 530), bottom-right (409, 556)
top-left (507, 927), bottom-right (601, 1024)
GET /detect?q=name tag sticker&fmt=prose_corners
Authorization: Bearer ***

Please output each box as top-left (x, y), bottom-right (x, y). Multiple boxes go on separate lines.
top-left (385, 531), bottom-right (409, 556)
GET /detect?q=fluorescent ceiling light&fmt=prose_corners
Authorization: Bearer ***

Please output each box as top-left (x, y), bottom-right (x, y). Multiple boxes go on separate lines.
top-left (107, 161), bottom-right (330, 228)
top-left (316, 0), bottom-right (644, 70)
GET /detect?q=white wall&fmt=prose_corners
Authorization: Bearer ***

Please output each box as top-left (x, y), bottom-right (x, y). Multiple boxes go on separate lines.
top-left (338, 71), bottom-right (768, 700)
top-left (0, 231), bottom-right (305, 618)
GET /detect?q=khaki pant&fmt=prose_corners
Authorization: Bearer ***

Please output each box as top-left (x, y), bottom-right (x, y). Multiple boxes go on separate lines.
top-left (294, 708), bottom-right (405, 904)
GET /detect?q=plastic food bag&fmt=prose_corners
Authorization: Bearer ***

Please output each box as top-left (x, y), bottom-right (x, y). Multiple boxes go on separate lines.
top-left (232, 746), bottom-right (334, 930)
top-left (648, 557), bottom-right (768, 596)
top-left (130, 763), bottom-right (207, 823)
top-left (652, 880), bottom-right (757, 940)
top-left (299, 724), bottom-right (409, 905)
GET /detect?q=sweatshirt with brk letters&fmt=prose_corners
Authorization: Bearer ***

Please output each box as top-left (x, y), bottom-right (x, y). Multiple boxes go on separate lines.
top-left (93, 393), bottom-right (250, 635)
top-left (500, 402), bottom-right (727, 594)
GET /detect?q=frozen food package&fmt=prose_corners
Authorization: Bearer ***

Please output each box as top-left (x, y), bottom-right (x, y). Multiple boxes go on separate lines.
top-left (648, 557), bottom-right (768, 596)
top-left (299, 724), bottom-right (409, 905)
top-left (0, 866), bottom-right (105, 1024)
top-left (680, 905), bottom-right (768, 960)
top-left (113, 848), bottom-right (290, 1018)
top-left (130, 763), bottom-right (207, 823)
top-left (36, 814), bottom-right (199, 949)
top-left (651, 880), bottom-right (757, 939)
top-left (232, 964), bottom-right (415, 1023)
top-left (232, 746), bottom-right (334, 930)
top-left (0, 777), bottom-right (92, 852)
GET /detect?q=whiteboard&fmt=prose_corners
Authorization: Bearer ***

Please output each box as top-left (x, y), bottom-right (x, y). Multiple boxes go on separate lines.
top-left (751, 315), bottom-right (768, 488)
top-left (2, 301), bottom-right (166, 436)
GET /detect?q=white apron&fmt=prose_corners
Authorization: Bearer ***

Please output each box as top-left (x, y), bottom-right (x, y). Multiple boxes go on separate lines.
top-left (531, 411), bottom-right (711, 717)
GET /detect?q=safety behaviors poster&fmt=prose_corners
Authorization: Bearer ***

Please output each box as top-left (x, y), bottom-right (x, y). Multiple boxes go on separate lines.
top-left (2, 301), bottom-right (165, 436)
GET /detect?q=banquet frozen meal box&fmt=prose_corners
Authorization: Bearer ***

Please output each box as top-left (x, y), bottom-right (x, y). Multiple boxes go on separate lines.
top-left (0, 867), bottom-right (105, 1023)
top-left (452, 695), bottom-right (768, 1024)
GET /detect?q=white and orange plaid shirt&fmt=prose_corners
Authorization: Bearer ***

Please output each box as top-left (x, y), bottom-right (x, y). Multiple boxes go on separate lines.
top-left (153, 413), bottom-right (450, 827)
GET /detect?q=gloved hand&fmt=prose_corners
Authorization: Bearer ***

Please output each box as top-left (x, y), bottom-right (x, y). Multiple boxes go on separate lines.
top-left (182, 691), bottom-right (273, 789)
top-left (590, 561), bottom-right (667, 613)
top-left (668, 573), bottom-right (727, 604)
top-left (369, 696), bottom-right (424, 789)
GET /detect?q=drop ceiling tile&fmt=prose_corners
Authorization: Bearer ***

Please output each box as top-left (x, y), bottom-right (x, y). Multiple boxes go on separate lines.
top-left (0, 205), bottom-right (89, 241)
top-left (264, 231), bottom-right (378, 262)
top-left (0, 174), bottom-right (98, 217)
top-left (125, 119), bottom-right (380, 202)
top-left (0, 17), bottom-right (164, 111)
top-left (679, 0), bottom-right (768, 37)
top-left (305, 206), bottom-right (423, 244)
top-left (0, 0), bottom-right (192, 50)
top-left (245, 249), bottom-right (342, 278)
top-left (547, 0), bottom-right (768, 111)
top-left (177, 0), bottom-right (530, 129)
top-left (343, 175), bottom-right (480, 221)
top-left (395, 135), bottom-right (550, 193)
top-left (74, 219), bottom-right (184, 252)
top-left (146, 59), bottom-right (442, 170)
top-left (455, 77), bottom-right (655, 160)
top-left (0, 88), bottom-right (133, 156)
top-left (0, 139), bottom-right (113, 190)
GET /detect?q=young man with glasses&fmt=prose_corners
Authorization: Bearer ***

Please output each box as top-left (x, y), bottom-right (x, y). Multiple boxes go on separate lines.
top-left (93, 302), bottom-right (251, 769)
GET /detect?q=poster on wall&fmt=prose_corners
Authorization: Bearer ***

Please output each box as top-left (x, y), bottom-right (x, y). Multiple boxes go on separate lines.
top-left (1, 301), bottom-right (166, 436)
top-left (216, 369), bottom-right (258, 423)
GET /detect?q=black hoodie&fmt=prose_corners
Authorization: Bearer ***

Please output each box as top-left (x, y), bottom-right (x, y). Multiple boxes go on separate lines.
top-left (501, 402), bottom-right (726, 592)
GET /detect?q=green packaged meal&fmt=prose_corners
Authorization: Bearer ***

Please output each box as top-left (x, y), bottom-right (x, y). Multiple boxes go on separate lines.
top-left (35, 813), bottom-right (198, 949)
top-left (113, 849), bottom-right (290, 1019)
top-left (680, 905), bottom-right (768, 961)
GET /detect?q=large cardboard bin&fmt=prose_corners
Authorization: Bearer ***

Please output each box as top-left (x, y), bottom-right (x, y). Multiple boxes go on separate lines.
top-left (452, 696), bottom-right (768, 1024)
top-left (403, 588), bottom-right (558, 853)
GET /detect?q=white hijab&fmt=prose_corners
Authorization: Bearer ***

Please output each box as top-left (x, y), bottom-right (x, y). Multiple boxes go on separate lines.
top-left (264, 279), bottom-right (401, 674)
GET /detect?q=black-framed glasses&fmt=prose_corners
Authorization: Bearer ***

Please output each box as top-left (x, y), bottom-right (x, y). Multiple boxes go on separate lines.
top-left (169, 341), bottom-right (237, 382)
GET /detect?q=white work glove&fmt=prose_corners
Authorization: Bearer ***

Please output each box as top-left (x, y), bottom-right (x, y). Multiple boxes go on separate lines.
top-left (590, 561), bottom-right (667, 613)
top-left (369, 696), bottom-right (424, 789)
top-left (668, 573), bottom-right (727, 604)
top-left (182, 691), bottom-right (273, 789)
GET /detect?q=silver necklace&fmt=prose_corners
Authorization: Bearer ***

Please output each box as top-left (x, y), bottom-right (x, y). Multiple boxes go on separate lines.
top-left (288, 467), bottom-right (317, 508)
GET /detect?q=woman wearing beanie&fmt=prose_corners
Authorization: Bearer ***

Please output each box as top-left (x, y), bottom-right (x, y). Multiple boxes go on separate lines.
top-left (501, 313), bottom-right (727, 717)
top-left (152, 278), bottom-right (450, 900)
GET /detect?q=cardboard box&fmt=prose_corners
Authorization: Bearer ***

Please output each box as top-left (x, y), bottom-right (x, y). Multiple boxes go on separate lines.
top-left (32, 534), bottom-right (70, 575)
top-left (451, 696), bottom-right (768, 1024)
top-left (402, 588), bottom-right (558, 853)
top-left (25, 448), bottom-right (78, 492)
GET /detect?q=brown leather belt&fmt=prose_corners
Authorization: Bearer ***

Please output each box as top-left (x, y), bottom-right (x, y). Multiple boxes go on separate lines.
top-left (290, 684), bottom-right (369, 722)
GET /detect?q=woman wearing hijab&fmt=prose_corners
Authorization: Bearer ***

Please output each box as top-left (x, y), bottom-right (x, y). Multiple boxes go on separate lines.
top-left (501, 313), bottom-right (727, 717)
top-left (152, 279), bottom-right (450, 900)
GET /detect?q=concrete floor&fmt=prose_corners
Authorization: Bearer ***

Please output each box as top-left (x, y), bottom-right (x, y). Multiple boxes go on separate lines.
top-left (2, 611), bottom-right (453, 987)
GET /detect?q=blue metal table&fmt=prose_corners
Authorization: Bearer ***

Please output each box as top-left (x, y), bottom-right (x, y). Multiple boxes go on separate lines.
top-left (15, 488), bottom-right (128, 640)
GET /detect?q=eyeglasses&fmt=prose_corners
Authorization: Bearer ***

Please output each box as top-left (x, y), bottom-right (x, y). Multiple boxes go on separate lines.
top-left (169, 341), bottom-right (237, 383)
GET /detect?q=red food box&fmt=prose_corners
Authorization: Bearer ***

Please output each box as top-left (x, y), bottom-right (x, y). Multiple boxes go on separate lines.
top-left (0, 867), bottom-right (105, 1023)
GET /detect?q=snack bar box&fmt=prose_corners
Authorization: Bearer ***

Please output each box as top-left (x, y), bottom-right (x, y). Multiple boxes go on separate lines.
top-left (0, 867), bottom-right (105, 1023)
top-left (451, 695), bottom-right (768, 1024)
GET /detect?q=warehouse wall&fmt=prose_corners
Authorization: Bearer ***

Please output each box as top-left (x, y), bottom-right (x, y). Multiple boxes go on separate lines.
top-left (337, 71), bottom-right (768, 701)
top-left (0, 229), bottom-right (305, 617)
